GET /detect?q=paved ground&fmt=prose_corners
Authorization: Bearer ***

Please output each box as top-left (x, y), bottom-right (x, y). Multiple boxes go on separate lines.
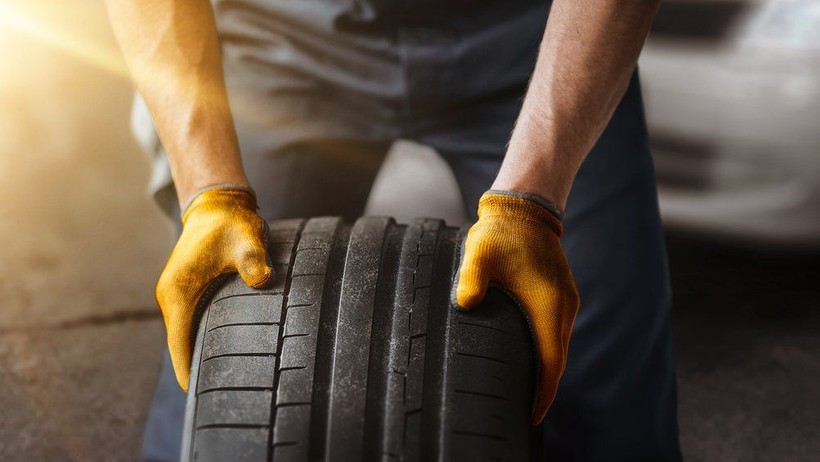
top-left (0, 3), bottom-right (169, 459)
top-left (669, 235), bottom-right (820, 462)
top-left (0, 2), bottom-right (817, 460)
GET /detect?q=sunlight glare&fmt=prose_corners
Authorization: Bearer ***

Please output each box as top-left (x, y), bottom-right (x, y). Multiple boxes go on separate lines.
top-left (0, 3), bottom-right (128, 78)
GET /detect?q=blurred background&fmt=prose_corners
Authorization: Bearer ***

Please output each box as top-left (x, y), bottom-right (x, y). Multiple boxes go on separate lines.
top-left (0, 0), bottom-right (817, 460)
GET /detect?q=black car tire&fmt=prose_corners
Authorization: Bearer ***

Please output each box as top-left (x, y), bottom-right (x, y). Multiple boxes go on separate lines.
top-left (180, 217), bottom-right (539, 462)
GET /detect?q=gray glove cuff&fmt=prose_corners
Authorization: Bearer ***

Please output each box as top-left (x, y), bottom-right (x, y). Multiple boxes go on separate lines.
top-left (486, 189), bottom-right (565, 221)
top-left (180, 183), bottom-right (257, 218)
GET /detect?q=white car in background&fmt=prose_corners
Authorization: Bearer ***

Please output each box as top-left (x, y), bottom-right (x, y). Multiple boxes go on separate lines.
top-left (640, 0), bottom-right (820, 248)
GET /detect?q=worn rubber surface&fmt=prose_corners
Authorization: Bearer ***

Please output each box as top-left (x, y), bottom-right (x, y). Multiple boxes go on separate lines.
top-left (181, 217), bottom-right (538, 462)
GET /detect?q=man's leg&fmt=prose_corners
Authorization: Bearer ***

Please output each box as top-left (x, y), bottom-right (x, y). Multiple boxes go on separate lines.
top-left (414, 72), bottom-right (681, 461)
top-left (141, 349), bottom-right (186, 462)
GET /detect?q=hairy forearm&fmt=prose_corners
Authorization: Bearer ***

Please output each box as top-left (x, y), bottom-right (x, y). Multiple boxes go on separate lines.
top-left (493, 0), bottom-right (659, 209)
top-left (105, 0), bottom-right (247, 207)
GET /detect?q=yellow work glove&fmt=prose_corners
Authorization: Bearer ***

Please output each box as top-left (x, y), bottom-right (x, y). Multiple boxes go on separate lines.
top-left (156, 185), bottom-right (272, 391)
top-left (454, 190), bottom-right (580, 425)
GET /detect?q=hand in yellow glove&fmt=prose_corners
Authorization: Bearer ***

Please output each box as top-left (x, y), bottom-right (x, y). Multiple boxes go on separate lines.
top-left (454, 190), bottom-right (580, 425)
top-left (156, 185), bottom-right (272, 391)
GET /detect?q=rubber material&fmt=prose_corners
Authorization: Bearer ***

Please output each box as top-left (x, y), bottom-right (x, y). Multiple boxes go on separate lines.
top-left (181, 217), bottom-right (538, 461)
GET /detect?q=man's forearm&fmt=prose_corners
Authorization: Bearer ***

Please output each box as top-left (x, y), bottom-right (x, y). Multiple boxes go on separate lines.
top-left (105, 0), bottom-right (247, 207)
top-left (493, 0), bottom-right (659, 209)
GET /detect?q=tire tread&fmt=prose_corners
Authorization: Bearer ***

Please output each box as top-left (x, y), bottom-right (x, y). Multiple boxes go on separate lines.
top-left (182, 217), bottom-right (537, 462)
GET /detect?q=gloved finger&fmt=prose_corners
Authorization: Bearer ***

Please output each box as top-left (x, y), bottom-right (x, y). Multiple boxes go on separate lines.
top-left (156, 267), bottom-right (216, 392)
top-left (514, 280), bottom-right (579, 425)
top-left (522, 300), bottom-right (565, 425)
top-left (155, 254), bottom-right (226, 391)
top-left (166, 307), bottom-right (197, 392)
top-left (233, 221), bottom-right (273, 289)
top-left (237, 253), bottom-right (272, 289)
top-left (453, 246), bottom-right (491, 311)
top-left (532, 357), bottom-right (561, 425)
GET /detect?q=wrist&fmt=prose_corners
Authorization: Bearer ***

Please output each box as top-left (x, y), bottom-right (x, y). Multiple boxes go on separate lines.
top-left (175, 173), bottom-right (250, 211)
top-left (491, 164), bottom-right (571, 210)
top-left (168, 146), bottom-right (249, 210)
top-left (493, 151), bottom-right (573, 211)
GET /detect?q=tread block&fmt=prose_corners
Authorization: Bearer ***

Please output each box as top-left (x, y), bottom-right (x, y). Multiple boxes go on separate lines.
top-left (276, 367), bottom-right (312, 404)
top-left (198, 356), bottom-right (276, 393)
top-left (208, 295), bottom-right (284, 327)
top-left (452, 305), bottom-right (520, 364)
top-left (203, 325), bottom-right (279, 360)
top-left (451, 392), bottom-right (507, 439)
top-left (406, 337), bottom-right (426, 411)
top-left (450, 353), bottom-right (507, 396)
top-left (196, 390), bottom-right (272, 427)
top-left (272, 405), bottom-right (311, 460)
top-left (391, 339), bottom-right (409, 376)
top-left (282, 304), bottom-right (321, 338)
top-left (295, 234), bottom-right (332, 251)
top-left (286, 275), bottom-right (325, 307)
top-left (273, 404), bottom-right (311, 441)
top-left (279, 335), bottom-right (314, 369)
top-left (448, 432), bottom-right (506, 461)
top-left (193, 428), bottom-right (269, 462)
top-left (457, 321), bottom-right (512, 343)
top-left (268, 242), bottom-right (299, 265)
top-left (381, 372), bottom-right (405, 456)
top-left (404, 411), bottom-right (423, 460)
top-left (269, 264), bottom-right (290, 292)
top-left (413, 255), bottom-right (434, 287)
top-left (409, 288), bottom-right (430, 334)
top-left (214, 276), bottom-right (282, 300)
top-left (292, 247), bottom-right (330, 275)
top-left (271, 442), bottom-right (306, 462)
